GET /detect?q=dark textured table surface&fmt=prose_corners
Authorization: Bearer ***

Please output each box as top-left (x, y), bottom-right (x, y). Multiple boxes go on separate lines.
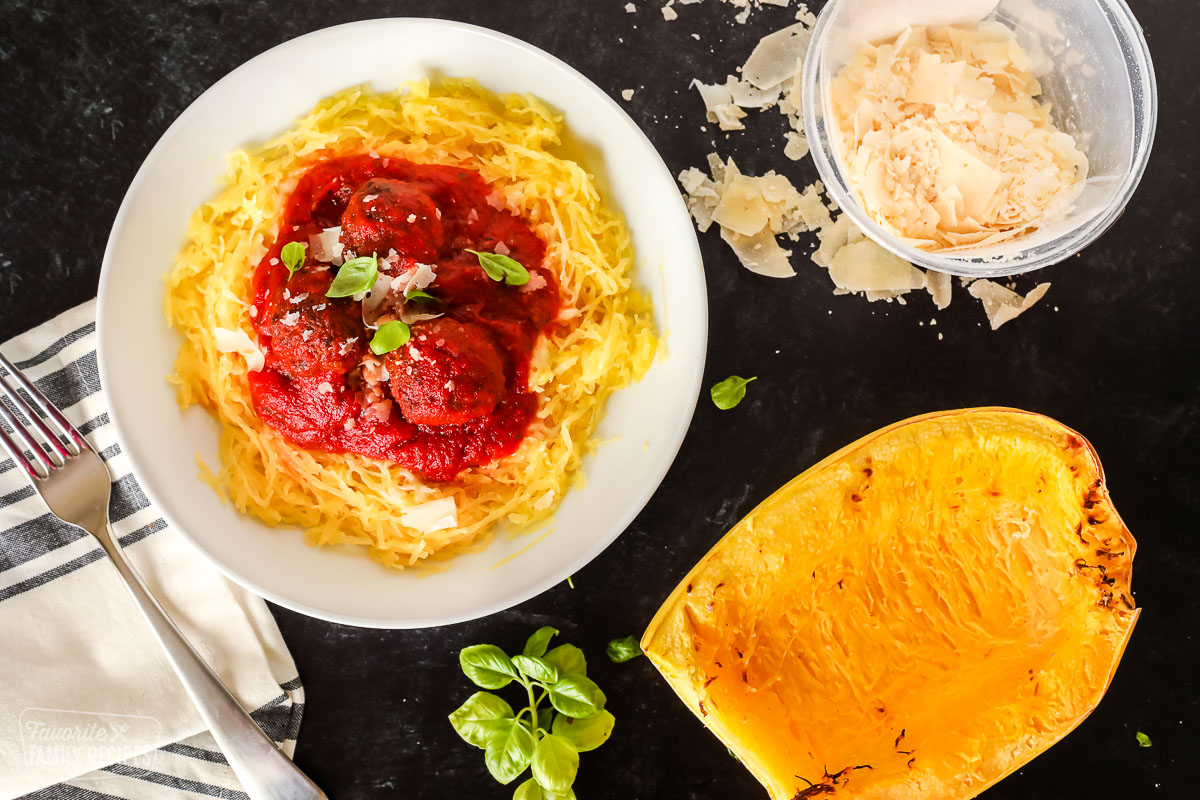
top-left (2, 1), bottom-right (1198, 798)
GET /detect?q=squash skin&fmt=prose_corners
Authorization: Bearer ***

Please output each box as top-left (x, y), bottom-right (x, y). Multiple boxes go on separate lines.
top-left (642, 408), bottom-right (1138, 800)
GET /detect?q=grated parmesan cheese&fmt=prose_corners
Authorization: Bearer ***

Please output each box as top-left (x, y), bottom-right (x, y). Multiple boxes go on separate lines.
top-left (829, 24), bottom-right (1088, 251)
top-left (677, 15), bottom-right (1063, 325)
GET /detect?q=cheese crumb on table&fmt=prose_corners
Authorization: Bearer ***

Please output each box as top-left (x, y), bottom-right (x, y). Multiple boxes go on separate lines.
top-left (621, 89), bottom-right (635, 101)
top-left (829, 24), bottom-right (1088, 252)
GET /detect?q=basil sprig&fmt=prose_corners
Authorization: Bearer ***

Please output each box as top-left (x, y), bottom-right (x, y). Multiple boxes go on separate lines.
top-left (710, 375), bottom-right (757, 410)
top-left (605, 636), bottom-right (643, 663)
top-left (280, 241), bottom-right (306, 280)
top-left (369, 320), bottom-right (411, 355)
top-left (326, 252), bottom-right (378, 298)
top-left (450, 627), bottom-right (613, 795)
top-left (467, 248), bottom-right (530, 286)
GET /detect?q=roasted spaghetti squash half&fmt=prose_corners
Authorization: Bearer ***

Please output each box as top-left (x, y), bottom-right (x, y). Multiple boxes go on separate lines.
top-left (642, 408), bottom-right (1137, 800)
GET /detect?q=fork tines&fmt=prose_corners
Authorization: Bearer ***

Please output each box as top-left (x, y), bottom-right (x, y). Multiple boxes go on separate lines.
top-left (0, 351), bottom-right (87, 480)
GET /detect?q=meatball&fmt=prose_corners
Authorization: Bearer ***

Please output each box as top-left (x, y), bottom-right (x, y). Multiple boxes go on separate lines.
top-left (339, 178), bottom-right (444, 262)
top-left (263, 272), bottom-right (362, 380)
top-left (384, 319), bottom-right (507, 426)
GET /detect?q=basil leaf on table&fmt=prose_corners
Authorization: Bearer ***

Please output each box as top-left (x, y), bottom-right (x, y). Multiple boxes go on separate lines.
top-left (523, 626), bottom-right (560, 658)
top-left (605, 635), bottom-right (643, 663)
top-left (369, 320), bottom-right (411, 355)
top-left (710, 375), bottom-right (757, 410)
top-left (466, 248), bottom-right (530, 286)
top-left (280, 241), bottom-right (306, 279)
top-left (448, 692), bottom-right (515, 749)
top-left (531, 734), bottom-right (579, 795)
top-left (483, 719), bottom-right (535, 785)
top-left (460, 644), bottom-right (520, 690)
top-left (512, 654), bottom-right (560, 684)
top-left (542, 644), bottom-right (587, 678)
top-left (552, 709), bottom-right (615, 753)
top-left (547, 674), bottom-right (606, 719)
top-left (326, 252), bottom-right (379, 298)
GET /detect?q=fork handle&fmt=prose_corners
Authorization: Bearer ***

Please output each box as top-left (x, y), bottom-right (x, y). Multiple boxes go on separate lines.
top-left (90, 521), bottom-right (327, 800)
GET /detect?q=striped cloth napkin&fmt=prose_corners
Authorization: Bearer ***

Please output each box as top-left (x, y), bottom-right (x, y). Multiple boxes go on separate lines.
top-left (0, 301), bottom-right (305, 800)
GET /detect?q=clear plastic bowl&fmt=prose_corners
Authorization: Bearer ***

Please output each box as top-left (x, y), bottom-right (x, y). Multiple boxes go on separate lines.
top-left (801, 0), bottom-right (1157, 277)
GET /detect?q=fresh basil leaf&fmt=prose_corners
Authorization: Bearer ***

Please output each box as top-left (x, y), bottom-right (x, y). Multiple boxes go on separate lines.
top-left (531, 734), bottom-right (579, 794)
top-left (280, 241), bottom-right (306, 279)
top-left (466, 248), bottom-right (530, 286)
top-left (405, 288), bottom-right (438, 302)
top-left (483, 718), bottom-right (535, 785)
top-left (547, 674), bottom-right (605, 719)
top-left (449, 692), bottom-right (515, 749)
top-left (369, 320), bottom-right (411, 355)
top-left (326, 252), bottom-right (378, 298)
top-left (536, 707), bottom-right (554, 733)
top-left (523, 626), bottom-right (559, 659)
top-left (605, 635), bottom-right (643, 663)
top-left (710, 375), bottom-right (757, 410)
top-left (1136, 731), bottom-right (1152, 748)
top-left (542, 644), bottom-right (587, 678)
top-left (514, 777), bottom-right (576, 800)
top-left (460, 644), bottom-right (520, 690)
top-left (552, 710), bottom-right (615, 753)
top-left (512, 655), bottom-right (559, 684)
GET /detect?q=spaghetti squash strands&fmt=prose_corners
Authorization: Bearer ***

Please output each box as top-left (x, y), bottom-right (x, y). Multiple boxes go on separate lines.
top-left (165, 81), bottom-right (657, 569)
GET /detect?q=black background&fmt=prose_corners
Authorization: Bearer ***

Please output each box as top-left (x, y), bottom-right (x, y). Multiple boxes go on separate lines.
top-left (2, 1), bottom-right (1197, 798)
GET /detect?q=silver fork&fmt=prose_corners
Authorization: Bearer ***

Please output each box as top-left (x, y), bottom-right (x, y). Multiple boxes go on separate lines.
top-left (0, 351), bottom-right (326, 800)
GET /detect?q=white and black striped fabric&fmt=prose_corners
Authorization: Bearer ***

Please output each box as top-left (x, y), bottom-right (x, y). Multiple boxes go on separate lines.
top-left (1, 302), bottom-right (305, 800)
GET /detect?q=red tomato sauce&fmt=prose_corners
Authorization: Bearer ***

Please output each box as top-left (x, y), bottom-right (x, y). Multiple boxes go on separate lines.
top-left (247, 154), bottom-right (560, 482)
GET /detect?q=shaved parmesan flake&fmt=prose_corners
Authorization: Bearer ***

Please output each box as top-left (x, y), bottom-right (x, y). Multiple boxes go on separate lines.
top-left (925, 269), bottom-right (953, 310)
top-left (398, 262), bottom-right (437, 295)
top-left (662, 2), bottom-right (677, 21)
top-left (967, 280), bottom-right (1051, 329)
top-left (742, 22), bottom-right (811, 89)
top-left (828, 240), bottom-right (926, 299)
top-left (309, 226), bottom-right (344, 264)
top-left (213, 327), bottom-right (264, 372)
top-left (401, 497), bottom-right (458, 534)
top-left (621, 89), bottom-right (635, 101)
top-left (721, 227), bottom-right (796, 278)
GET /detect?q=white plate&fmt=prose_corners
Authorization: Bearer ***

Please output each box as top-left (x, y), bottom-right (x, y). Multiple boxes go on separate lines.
top-left (96, 18), bottom-right (707, 628)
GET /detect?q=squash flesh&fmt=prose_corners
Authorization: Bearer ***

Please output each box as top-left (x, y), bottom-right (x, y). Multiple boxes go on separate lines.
top-left (642, 409), bottom-right (1137, 800)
